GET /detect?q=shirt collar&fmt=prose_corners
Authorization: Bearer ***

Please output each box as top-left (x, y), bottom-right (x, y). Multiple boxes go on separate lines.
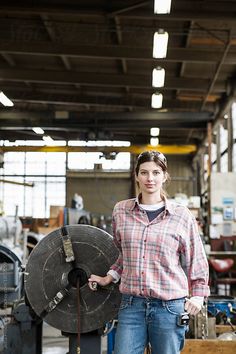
top-left (131, 194), bottom-right (175, 216)
top-left (164, 197), bottom-right (175, 215)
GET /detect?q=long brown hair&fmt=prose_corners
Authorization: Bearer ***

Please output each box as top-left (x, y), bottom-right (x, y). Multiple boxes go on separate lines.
top-left (135, 150), bottom-right (170, 197)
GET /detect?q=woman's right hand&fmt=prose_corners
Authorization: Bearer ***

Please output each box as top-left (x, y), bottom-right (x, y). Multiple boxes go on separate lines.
top-left (88, 274), bottom-right (113, 291)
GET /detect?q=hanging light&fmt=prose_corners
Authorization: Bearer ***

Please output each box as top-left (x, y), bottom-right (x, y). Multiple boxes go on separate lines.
top-left (43, 135), bottom-right (54, 145)
top-left (152, 67), bottom-right (165, 87)
top-left (32, 127), bottom-right (44, 135)
top-left (150, 127), bottom-right (160, 136)
top-left (153, 30), bottom-right (169, 58)
top-left (0, 91), bottom-right (14, 107)
top-left (151, 93), bottom-right (163, 109)
top-left (150, 137), bottom-right (159, 146)
top-left (154, 0), bottom-right (172, 14)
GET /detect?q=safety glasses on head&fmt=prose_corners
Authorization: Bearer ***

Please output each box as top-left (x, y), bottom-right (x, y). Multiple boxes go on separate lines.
top-left (138, 150), bottom-right (167, 166)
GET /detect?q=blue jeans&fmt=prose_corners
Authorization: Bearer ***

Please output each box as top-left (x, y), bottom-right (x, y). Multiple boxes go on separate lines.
top-left (114, 295), bottom-right (188, 354)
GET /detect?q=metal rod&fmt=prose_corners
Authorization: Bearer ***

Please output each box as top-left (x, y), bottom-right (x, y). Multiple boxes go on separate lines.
top-left (22, 228), bottom-right (28, 266)
top-left (77, 278), bottom-right (81, 354)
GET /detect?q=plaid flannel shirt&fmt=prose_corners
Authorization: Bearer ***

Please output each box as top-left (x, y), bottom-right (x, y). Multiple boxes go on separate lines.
top-left (109, 196), bottom-right (210, 300)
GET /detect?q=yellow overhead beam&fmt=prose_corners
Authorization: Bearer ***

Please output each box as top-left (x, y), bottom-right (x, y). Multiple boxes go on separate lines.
top-left (1, 144), bottom-right (197, 154)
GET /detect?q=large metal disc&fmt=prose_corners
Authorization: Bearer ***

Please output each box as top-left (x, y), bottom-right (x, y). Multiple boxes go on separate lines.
top-left (24, 225), bottom-right (121, 333)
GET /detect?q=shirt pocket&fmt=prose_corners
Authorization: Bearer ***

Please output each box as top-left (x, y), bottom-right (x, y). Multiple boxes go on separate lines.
top-left (149, 236), bottom-right (181, 271)
top-left (157, 231), bottom-right (182, 262)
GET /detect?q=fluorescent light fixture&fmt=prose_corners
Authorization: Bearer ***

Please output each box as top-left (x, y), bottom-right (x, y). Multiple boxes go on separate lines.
top-left (150, 137), bottom-right (159, 146)
top-left (68, 140), bottom-right (131, 147)
top-left (153, 30), bottom-right (169, 58)
top-left (43, 135), bottom-right (54, 145)
top-left (32, 127), bottom-right (44, 135)
top-left (150, 127), bottom-right (160, 136)
top-left (154, 0), bottom-right (172, 14)
top-left (151, 92), bottom-right (163, 109)
top-left (152, 67), bottom-right (165, 87)
top-left (0, 91), bottom-right (14, 107)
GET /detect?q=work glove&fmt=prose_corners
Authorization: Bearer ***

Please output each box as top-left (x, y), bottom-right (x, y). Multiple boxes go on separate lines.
top-left (184, 296), bottom-right (204, 315)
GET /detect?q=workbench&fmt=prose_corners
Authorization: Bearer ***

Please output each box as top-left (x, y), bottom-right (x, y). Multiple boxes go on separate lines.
top-left (182, 339), bottom-right (236, 353)
top-left (144, 339), bottom-right (236, 353)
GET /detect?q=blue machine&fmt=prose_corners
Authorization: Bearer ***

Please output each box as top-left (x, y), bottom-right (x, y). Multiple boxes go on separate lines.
top-left (207, 296), bottom-right (236, 323)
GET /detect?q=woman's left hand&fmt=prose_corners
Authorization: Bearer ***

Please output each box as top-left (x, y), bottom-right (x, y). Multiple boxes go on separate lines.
top-left (184, 296), bottom-right (204, 315)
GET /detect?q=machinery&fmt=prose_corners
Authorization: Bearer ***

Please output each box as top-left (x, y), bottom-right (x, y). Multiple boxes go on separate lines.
top-left (207, 296), bottom-right (236, 325)
top-left (188, 295), bottom-right (236, 340)
top-left (0, 244), bottom-right (42, 354)
top-left (0, 216), bottom-right (22, 241)
top-left (26, 231), bottom-right (44, 255)
top-left (67, 194), bottom-right (91, 225)
top-left (0, 212), bottom-right (120, 353)
top-left (25, 224), bottom-right (121, 354)
top-left (0, 245), bottom-right (22, 305)
top-left (0, 215), bottom-right (49, 354)
top-left (0, 216), bottom-right (23, 260)
top-left (66, 208), bottom-right (91, 225)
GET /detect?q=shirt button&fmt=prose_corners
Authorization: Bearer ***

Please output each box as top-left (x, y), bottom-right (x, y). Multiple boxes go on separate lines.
top-left (142, 271), bottom-right (144, 275)
top-left (144, 240), bottom-right (146, 242)
top-left (143, 256), bottom-right (145, 259)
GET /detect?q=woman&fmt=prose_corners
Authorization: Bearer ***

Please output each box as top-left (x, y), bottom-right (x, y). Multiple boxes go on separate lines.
top-left (89, 150), bottom-right (209, 354)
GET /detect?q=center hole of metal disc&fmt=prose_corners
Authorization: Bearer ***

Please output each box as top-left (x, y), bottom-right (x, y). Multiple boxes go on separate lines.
top-left (68, 268), bottom-right (88, 288)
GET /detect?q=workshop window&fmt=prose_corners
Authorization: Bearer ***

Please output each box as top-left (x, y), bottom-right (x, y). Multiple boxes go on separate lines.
top-left (221, 152), bottom-right (228, 173)
top-left (46, 153), bottom-right (66, 175)
top-left (233, 145), bottom-right (236, 172)
top-left (1, 152), bottom-right (66, 218)
top-left (211, 142), bottom-right (217, 164)
top-left (25, 152), bottom-right (47, 175)
top-left (2, 152), bottom-right (25, 175)
top-left (219, 123), bottom-right (228, 172)
top-left (67, 152), bottom-right (130, 170)
top-left (220, 124), bottom-right (228, 153)
top-left (44, 177), bottom-right (65, 218)
top-left (0, 176), bottom-right (25, 216)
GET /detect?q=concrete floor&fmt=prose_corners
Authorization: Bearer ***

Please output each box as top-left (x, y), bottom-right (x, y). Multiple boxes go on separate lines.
top-left (43, 323), bottom-right (68, 354)
top-left (42, 322), bottom-right (107, 354)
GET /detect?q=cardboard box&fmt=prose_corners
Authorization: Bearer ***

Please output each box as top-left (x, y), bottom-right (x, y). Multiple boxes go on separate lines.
top-left (50, 205), bottom-right (64, 218)
top-left (37, 226), bottom-right (58, 235)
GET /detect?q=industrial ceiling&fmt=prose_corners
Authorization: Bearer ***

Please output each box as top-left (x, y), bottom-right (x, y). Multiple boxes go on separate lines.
top-left (0, 0), bottom-right (235, 151)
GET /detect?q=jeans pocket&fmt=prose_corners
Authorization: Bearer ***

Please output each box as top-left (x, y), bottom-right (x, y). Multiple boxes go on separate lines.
top-left (119, 296), bottom-right (130, 310)
top-left (119, 301), bottom-right (129, 310)
top-left (165, 299), bottom-right (185, 315)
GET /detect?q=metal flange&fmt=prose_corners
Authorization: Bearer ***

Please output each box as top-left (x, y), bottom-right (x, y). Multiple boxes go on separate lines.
top-left (24, 224), bottom-right (121, 333)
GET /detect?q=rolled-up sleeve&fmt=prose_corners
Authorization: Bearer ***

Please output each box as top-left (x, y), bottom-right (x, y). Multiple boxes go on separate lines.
top-left (108, 207), bottom-right (123, 279)
top-left (183, 216), bottom-right (210, 297)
